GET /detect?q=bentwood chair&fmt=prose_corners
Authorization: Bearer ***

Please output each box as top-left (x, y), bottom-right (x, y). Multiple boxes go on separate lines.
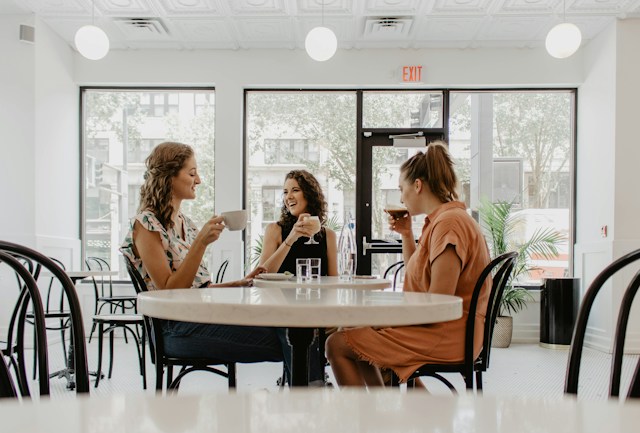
top-left (124, 256), bottom-right (236, 393)
top-left (29, 257), bottom-right (73, 381)
top-left (383, 261), bottom-right (405, 291)
top-left (0, 351), bottom-right (17, 399)
top-left (391, 251), bottom-right (518, 393)
top-left (215, 259), bottom-right (230, 284)
top-left (85, 256), bottom-right (137, 342)
top-left (0, 251), bottom-right (49, 398)
top-left (565, 248), bottom-right (640, 399)
top-left (0, 241), bottom-right (90, 394)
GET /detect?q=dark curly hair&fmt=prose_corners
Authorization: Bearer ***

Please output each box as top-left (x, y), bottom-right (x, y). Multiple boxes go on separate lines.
top-left (277, 170), bottom-right (328, 233)
top-left (138, 142), bottom-right (194, 230)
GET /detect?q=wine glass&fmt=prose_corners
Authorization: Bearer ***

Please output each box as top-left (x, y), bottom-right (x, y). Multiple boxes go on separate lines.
top-left (384, 204), bottom-right (408, 242)
top-left (304, 216), bottom-right (321, 245)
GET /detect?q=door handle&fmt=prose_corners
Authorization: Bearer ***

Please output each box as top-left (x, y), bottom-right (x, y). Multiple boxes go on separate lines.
top-left (362, 237), bottom-right (402, 256)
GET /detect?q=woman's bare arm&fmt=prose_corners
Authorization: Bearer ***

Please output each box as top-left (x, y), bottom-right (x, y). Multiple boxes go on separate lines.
top-left (428, 245), bottom-right (462, 295)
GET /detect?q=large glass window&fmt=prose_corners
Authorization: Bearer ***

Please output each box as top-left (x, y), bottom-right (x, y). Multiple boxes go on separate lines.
top-left (82, 89), bottom-right (215, 276)
top-left (449, 91), bottom-right (574, 280)
top-left (245, 91), bottom-right (357, 267)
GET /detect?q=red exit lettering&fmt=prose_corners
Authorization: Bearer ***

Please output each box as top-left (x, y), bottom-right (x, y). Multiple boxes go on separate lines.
top-left (402, 65), bottom-right (423, 82)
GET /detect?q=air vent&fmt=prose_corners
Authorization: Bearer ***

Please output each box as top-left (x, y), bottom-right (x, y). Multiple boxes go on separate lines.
top-left (115, 18), bottom-right (170, 39)
top-left (363, 17), bottom-right (413, 39)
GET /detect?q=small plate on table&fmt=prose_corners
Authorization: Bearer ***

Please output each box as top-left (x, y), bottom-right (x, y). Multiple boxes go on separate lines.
top-left (257, 273), bottom-right (294, 281)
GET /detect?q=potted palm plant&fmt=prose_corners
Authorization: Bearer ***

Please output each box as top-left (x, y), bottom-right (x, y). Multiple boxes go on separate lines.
top-left (479, 198), bottom-right (565, 347)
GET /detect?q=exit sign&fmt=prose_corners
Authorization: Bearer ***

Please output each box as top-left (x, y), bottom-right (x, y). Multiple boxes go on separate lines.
top-left (401, 65), bottom-right (423, 83)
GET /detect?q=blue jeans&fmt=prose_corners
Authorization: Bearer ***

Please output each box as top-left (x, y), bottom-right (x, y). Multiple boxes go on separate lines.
top-left (162, 321), bottom-right (286, 364)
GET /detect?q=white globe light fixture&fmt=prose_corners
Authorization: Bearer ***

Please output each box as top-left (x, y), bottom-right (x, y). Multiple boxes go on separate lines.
top-left (305, 0), bottom-right (337, 62)
top-left (75, 25), bottom-right (110, 60)
top-left (545, 23), bottom-right (582, 59)
top-left (305, 26), bottom-right (337, 62)
top-left (545, 0), bottom-right (582, 59)
top-left (74, 0), bottom-right (110, 60)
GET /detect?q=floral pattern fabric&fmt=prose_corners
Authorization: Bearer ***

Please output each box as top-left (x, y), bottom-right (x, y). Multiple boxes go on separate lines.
top-left (120, 210), bottom-right (210, 290)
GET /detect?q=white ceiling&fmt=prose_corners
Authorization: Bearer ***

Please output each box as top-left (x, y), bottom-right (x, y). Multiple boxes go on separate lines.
top-left (2, 0), bottom-right (640, 51)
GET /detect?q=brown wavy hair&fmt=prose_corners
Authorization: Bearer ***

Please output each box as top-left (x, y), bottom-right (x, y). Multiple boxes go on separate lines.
top-left (278, 170), bottom-right (328, 232)
top-left (138, 142), bottom-right (194, 230)
top-left (400, 141), bottom-right (459, 202)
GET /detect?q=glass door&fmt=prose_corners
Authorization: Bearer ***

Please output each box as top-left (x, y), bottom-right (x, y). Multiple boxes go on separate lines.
top-left (356, 90), bottom-right (448, 277)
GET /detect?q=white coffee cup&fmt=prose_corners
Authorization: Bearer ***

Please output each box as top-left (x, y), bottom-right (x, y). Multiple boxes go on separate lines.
top-left (221, 210), bottom-right (247, 231)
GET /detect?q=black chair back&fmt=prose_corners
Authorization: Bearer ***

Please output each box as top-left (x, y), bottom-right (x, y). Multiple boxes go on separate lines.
top-left (472, 251), bottom-right (518, 373)
top-left (565, 248), bottom-right (640, 399)
top-left (124, 257), bottom-right (158, 365)
top-left (0, 354), bottom-right (17, 398)
top-left (215, 259), bottom-right (229, 284)
top-left (0, 251), bottom-right (49, 397)
top-left (383, 261), bottom-right (405, 291)
top-left (124, 255), bottom-right (235, 392)
top-left (0, 241), bottom-right (90, 394)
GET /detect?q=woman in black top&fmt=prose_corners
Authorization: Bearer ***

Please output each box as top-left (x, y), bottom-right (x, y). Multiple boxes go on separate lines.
top-left (259, 170), bottom-right (338, 386)
top-left (260, 170), bottom-right (337, 276)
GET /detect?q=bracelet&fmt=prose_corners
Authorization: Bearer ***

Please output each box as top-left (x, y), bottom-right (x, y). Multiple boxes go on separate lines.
top-left (283, 240), bottom-right (293, 247)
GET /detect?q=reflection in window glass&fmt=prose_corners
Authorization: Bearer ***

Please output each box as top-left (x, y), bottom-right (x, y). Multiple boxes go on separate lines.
top-left (246, 91), bottom-right (357, 269)
top-left (363, 91), bottom-right (443, 128)
top-left (82, 89), bottom-right (215, 277)
top-left (449, 91), bottom-right (573, 280)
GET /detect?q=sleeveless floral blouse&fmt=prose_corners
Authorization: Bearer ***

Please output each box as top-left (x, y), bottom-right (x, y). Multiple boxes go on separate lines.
top-left (120, 210), bottom-right (211, 290)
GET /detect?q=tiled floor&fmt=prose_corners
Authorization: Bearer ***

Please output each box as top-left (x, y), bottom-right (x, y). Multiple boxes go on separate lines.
top-left (38, 337), bottom-right (639, 400)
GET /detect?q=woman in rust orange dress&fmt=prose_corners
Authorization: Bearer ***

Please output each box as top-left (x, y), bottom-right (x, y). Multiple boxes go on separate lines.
top-left (325, 141), bottom-right (491, 387)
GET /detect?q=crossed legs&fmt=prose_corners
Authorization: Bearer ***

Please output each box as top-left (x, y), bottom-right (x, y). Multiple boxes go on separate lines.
top-left (325, 331), bottom-right (384, 388)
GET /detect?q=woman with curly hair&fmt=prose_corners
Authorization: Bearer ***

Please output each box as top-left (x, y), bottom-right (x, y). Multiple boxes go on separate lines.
top-left (259, 170), bottom-right (338, 386)
top-left (120, 141), bottom-right (286, 365)
top-left (259, 169), bottom-right (338, 276)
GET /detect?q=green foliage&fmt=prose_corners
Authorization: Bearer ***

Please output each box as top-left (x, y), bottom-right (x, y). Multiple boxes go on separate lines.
top-left (479, 198), bottom-right (566, 316)
top-left (493, 93), bottom-right (572, 208)
top-left (250, 235), bottom-right (264, 268)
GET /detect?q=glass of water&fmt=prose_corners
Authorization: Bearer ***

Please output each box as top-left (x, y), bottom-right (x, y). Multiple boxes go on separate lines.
top-left (308, 258), bottom-right (321, 279)
top-left (296, 258), bottom-right (310, 283)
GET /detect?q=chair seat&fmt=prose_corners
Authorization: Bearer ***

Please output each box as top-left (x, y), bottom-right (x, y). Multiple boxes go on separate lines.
top-left (92, 314), bottom-right (143, 324)
top-left (26, 311), bottom-right (71, 319)
top-left (98, 295), bottom-right (137, 301)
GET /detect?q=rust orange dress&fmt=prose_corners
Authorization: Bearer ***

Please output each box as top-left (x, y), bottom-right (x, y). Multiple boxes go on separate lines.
top-left (342, 201), bottom-right (491, 382)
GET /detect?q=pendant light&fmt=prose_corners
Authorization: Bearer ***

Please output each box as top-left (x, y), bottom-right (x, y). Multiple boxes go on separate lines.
top-left (305, 0), bottom-right (337, 62)
top-left (545, 0), bottom-right (582, 59)
top-left (75, 0), bottom-right (110, 60)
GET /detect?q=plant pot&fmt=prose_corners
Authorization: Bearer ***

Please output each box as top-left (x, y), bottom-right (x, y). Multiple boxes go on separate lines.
top-left (492, 316), bottom-right (513, 348)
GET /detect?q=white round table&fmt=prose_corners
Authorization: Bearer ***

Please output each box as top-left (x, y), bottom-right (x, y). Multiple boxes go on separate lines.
top-left (254, 275), bottom-right (392, 290)
top-left (3, 389), bottom-right (639, 433)
top-left (138, 287), bottom-right (462, 386)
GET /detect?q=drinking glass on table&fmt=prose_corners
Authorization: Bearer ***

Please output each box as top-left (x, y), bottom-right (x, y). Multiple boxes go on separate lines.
top-left (296, 258), bottom-right (311, 283)
top-left (304, 215), bottom-right (321, 245)
top-left (308, 258), bottom-right (321, 279)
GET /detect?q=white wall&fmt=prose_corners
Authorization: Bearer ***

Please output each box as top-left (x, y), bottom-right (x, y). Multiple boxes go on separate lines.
top-left (575, 19), bottom-right (640, 352)
top-left (0, 15), bottom-right (36, 246)
top-left (33, 17), bottom-right (81, 269)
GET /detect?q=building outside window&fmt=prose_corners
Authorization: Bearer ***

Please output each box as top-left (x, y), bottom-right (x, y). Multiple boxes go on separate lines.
top-left (82, 89), bottom-right (215, 276)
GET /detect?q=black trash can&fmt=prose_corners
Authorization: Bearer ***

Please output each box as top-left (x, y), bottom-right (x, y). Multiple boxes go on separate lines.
top-left (540, 277), bottom-right (580, 348)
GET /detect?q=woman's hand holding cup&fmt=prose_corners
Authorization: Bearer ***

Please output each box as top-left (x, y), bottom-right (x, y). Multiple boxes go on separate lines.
top-left (196, 215), bottom-right (225, 247)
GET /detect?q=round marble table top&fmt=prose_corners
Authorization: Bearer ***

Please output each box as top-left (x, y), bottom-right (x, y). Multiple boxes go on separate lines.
top-left (254, 275), bottom-right (392, 290)
top-left (3, 390), bottom-right (639, 433)
top-left (138, 287), bottom-right (462, 328)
